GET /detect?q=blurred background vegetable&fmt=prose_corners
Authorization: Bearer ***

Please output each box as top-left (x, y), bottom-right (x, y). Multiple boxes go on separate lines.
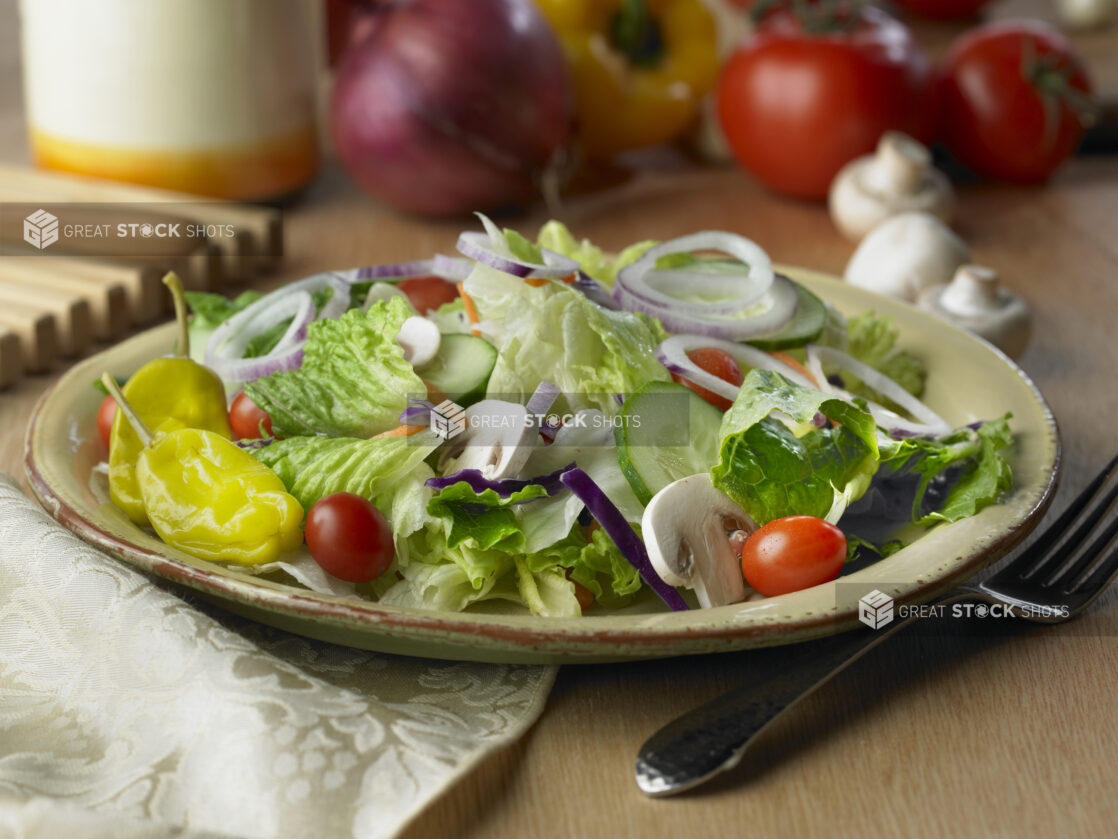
top-left (330, 0), bottom-right (574, 216)
top-left (717, 3), bottom-right (935, 199)
top-left (536, 0), bottom-right (720, 160)
top-left (889, 0), bottom-right (993, 20)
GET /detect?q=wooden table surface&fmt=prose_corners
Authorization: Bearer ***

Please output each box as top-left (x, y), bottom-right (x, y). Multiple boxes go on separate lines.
top-left (2, 3), bottom-right (1118, 838)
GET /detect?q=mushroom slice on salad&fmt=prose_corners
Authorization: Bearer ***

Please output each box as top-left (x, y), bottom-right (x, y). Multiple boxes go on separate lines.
top-left (642, 473), bottom-right (756, 609)
top-left (437, 399), bottom-right (537, 480)
top-left (396, 316), bottom-right (441, 368)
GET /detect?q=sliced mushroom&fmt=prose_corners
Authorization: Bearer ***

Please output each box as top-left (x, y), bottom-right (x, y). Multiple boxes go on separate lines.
top-left (396, 316), bottom-right (441, 368)
top-left (829, 132), bottom-right (955, 241)
top-left (917, 264), bottom-right (1032, 358)
top-left (642, 474), bottom-right (756, 608)
top-left (437, 399), bottom-right (537, 480)
top-left (844, 211), bottom-right (971, 302)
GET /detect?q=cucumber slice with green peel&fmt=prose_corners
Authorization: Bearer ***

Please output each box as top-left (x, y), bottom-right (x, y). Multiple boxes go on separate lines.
top-left (746, 279), bottom-right (826, 351)
top-left (615, 381), bottom-right (724, 506)
top-left (415, 333), bottom-right (496, 405)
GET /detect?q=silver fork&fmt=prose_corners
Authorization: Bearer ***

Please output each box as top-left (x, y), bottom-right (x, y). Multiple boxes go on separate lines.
top-left (635, 453), bottom-right (1118, 797)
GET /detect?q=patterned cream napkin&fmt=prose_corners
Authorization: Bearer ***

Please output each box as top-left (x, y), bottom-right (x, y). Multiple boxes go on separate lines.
top-left (0, 473), bottom-right (557, 839)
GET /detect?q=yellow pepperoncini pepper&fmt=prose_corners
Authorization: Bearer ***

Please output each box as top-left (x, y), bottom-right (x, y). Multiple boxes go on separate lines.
top-left (102, 374), bottom-right (303, 565)
top-left (536, 0), bottom-right (720, 159)
top-left (108, 273), bottom-right (233, 526)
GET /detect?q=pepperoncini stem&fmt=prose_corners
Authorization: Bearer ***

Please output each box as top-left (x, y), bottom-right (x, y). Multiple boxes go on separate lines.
top-left (163, 272), bottom-right (190, 359)
top-left (100, 372), bottom-right (153, 448)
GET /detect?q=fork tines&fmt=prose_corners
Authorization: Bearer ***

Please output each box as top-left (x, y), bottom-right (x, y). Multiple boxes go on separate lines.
top-left (1016, 453), bottom-right (1118, 594)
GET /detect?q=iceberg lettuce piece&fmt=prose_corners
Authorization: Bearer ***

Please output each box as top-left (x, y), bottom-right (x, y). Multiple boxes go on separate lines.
top-left (537, 220), bottom-right (655, 286)
top-left (463, 262), bottom-right (669, 415)
top-left (244, 297), bottom-right (424, 438)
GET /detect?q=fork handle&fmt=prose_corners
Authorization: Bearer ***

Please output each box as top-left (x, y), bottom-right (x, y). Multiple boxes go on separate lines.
top-left (634, 591), bottom-right (979, 797)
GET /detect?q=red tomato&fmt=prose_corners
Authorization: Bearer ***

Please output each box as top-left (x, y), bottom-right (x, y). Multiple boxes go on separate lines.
top-left (671, 347), bottom-right (744, 412)
top-left (229, 391), bottom-right (275, 440)
top-left (740, 515), bottom-right (846, 596)
top-left (97, 395), bottom-right (117, 448)
top-left (891, 0), bottom-right (991, 19)
top-left (939, 22), bottom-right (1093, 182)
top-left (717, 6), bottom-right (934, 199)
top-left (397, 276), bottom-right (460, 314)
top-left (305, 492), bottom-right (395, 583)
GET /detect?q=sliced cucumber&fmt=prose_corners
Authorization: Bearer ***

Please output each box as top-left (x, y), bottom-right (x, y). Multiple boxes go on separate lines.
top-left (615, 381), bottom-right (724, 506)
top-left (416, 333), bottom-right (496, 405)
top-left (746, 279), bottom-right (826, 351)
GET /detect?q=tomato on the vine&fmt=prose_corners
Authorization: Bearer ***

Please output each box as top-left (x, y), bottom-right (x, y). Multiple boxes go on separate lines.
top-left (672, 347), bottom-right (743, 412)
top-left (717, 5), bottom-right (934, 199)
top-left (397, 276), bottom-right (460, 314)
top-left (229, 391), bottom-right (275, 440)
top-left (938, 21), bottom-right (1094, 182)
top-left (305, 492), bottom-right (395, 583)
top-left (739, 515), bottom-right (846, 596)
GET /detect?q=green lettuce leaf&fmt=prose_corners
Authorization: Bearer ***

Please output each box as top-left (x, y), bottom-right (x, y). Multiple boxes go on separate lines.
top-left (463, 262), bottom-right (669, 414)
top-left (251, 431), bottom-right (439, 546)
top-left (244, 297), bottom-right (424, 438)
top-left (843, 311), bottom-right (927, 399)
top-left (536, 220), bottom-right (655, 286)
top-left (878, 415), bottom-right (1014, 525)
top-left (710, 369), bottom-right (880, 524)
top-left (426, 481), bottom-right (550, 553)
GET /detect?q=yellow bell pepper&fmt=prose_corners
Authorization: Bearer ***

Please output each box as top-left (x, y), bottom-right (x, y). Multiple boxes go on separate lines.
top-left (108, 273), bottom-right (232, 525)
top-left (103, 374), bottom-right (303, 565)
top-left (537, 0), bottom-right (720, 159)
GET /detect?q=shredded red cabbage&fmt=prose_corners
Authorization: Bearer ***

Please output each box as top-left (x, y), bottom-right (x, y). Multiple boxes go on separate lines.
top-left (559, 467), bottom-right (689, 612)
top-left (426, 462), bottom-right (576, 498)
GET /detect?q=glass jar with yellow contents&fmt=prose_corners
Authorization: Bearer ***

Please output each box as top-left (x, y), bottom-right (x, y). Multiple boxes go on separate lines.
top-left (20, 0), bottom-right (322, 201)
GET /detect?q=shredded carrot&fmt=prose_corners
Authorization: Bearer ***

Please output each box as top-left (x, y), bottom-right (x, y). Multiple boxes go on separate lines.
top-left (457, 282), bottom-right (482, 336)
top-left (422, 378), bottom-right (447, 404)
top-left (770, 351), bottom-right (819, 388)
top-left (374, 424), bottom-right (426, 439)
top-left (524, 277), bottom-right (550, 287)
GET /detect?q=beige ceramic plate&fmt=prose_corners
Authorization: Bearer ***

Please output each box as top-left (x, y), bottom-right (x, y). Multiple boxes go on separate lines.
top-left (25, 268), bottom-right (1059, 664)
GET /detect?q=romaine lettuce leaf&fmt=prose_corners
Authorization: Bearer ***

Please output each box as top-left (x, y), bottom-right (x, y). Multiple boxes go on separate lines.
top-left (250, 431), bottom-right (439, 548)
top-left (244, 297), bottom-right (424, 438)
top-left (710, 369), bottom-right (880, 524)
top-left (426, 480), bottom-right (550, 553)
top-left (463, 262), bottom-right (669, 414)
top-left (877, 415), bottom-right (1014, 525)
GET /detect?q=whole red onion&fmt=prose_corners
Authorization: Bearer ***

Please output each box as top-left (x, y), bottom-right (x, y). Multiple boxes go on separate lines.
top-left (330, 0), bottom-right (574, 216)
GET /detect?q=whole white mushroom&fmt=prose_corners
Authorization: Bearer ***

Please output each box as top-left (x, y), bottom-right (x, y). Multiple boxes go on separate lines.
top-left (844, 212), bottom-right (971, 303)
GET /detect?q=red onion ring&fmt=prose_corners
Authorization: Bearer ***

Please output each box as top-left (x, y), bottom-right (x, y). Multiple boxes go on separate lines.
top-left (616, 274), bottom-right (798, 340)
top-left (804, 344), bottom-right (951, 437)
top-left (432, 254), bottom-right (472, 282)
top-left (205, 291), bottom-right (316, 383)
top-left (614, 232), bottom-right (775, 315)
top-left (455, 231), bottom-right (578, 279)
top-left (655, 335), bottom-right (817, 403)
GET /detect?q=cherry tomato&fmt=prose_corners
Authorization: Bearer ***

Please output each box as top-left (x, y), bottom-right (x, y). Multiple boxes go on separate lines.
top-left (891, 0), bottom-right (991, 19)
top-left (939, 22), bottom-right (1093, 183)
top-left (97, 395), bottom-right (117, 448)
top-left (740, 515), bottom-right (846, 596)
top-left (229, 391), bottom-right (275, 440)
top-left (397, 276), bottom-right (460, 314)
top-left (717, 6), bottom-right (934, 199)
top-left (305, 492), bottom-right (395, 583)
top-left (671, 347), bottom-right (743, 412)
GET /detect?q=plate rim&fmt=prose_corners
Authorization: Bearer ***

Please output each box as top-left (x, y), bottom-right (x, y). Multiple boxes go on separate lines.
top-left (23, 267), bottom-right (1061, 662)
